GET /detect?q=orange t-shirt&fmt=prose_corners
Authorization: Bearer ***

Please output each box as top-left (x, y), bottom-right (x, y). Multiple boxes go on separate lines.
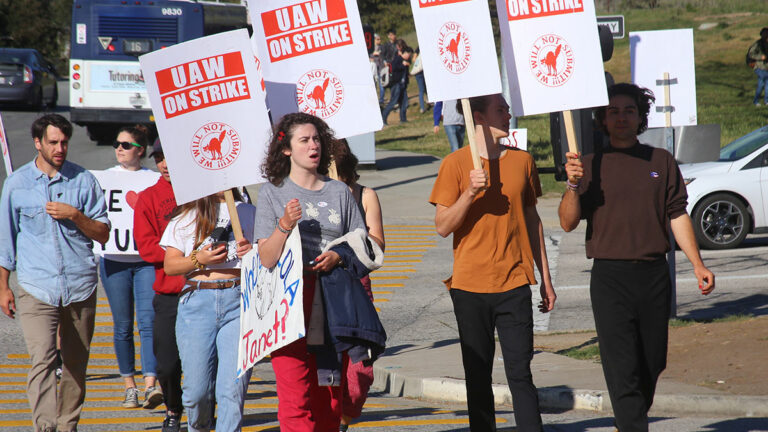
top-left (429, 147), bottom-right (542, 293)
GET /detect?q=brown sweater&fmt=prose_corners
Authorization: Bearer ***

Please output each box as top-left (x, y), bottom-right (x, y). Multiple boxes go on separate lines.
top-left (577, 143), bottom-right (688, 261)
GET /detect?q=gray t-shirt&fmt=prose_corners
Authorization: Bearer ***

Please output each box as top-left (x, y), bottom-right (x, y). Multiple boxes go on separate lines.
top-left (255, 177), bottom-right (366, 263)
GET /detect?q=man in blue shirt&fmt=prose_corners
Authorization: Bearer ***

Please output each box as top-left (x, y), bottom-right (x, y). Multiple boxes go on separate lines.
top-left (0, 114), bottom-right (110, 432)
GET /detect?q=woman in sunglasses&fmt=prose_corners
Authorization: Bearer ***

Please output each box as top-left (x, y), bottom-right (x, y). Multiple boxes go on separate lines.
top-left (100, 125), bottom-right (163, 409)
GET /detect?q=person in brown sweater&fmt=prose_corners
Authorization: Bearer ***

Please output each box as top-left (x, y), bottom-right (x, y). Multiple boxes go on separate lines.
top-left (558, 83), bottom-right (715, 432)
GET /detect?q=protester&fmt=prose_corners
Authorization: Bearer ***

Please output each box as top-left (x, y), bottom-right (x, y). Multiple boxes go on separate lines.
top-left (161, 189), bottom-right (255, 432)
top-left (429, 94), bottom-right (556, 432)
top-left (255, 113), bottom-right (368, 431)
top-left (99, 125), bottom-right (162, 409)
top-left (747, 27), bottom-right (768, 106)
top-left (372, 33), bottom-right (386, 104)
top-left (410, 47), bottom-right (428, 113)
top-left (330, 139), bottom-right (385, 431)
top-left (558, 83), bottom-right (715, 432)
top-left (381, 41), bottom-right (411, 125)
top-left (0, 114), bottom-right (110, 432)
top-left (433, 100), bottom-right (466, 152)
top-left (134, 139), bottom-right (186, 432)
top-left (378, 30), bottom-right (398, 105)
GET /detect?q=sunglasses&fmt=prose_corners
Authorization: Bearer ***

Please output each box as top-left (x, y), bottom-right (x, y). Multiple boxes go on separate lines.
top-left (113, 141), bottom-right (142, 150)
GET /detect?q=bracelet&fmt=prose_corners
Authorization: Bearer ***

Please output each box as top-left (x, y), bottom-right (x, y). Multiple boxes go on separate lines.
top-left (190, 250), bottom-right (205, 270)
top-left (566, 180), bottom-right (580, 191)
top-left (276, 221), bottom-right (292, 235)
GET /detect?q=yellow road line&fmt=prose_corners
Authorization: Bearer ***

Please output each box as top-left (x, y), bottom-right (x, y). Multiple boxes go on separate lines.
top-left (383, 254), bottom-right (423, 258)
top-left (371, 284), bottom-right (404, 289)
top-left (384, 225), bottom-right (435, 228)
top-left (371, 291), bottom-right (393, 295)
top-left (372, 269), bottom-right (416, 274)
top-left (0, 365), bottom-right (27, 370)
top-left (372, 299), bottom-right (389, 303)
top-left (370, 275), bottom-right (409, 280)
top-left (8, 353), bottom-right (134, 360)
top-left (93, 332), bottom-right (138, 337)
top-left (385, 248), bottom-right (429, 252)
top-left (384, 259), bottom-right (421, 263)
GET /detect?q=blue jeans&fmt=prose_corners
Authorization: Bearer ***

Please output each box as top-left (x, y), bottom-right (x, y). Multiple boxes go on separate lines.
top-left (755, 69), bottom-right (768, 104)
top-left (381, 81), bottom-right (408, 124)
top-left (414, 72), bottom-right (427, 111)
top-left (100, 259), bottom-right (157, 378)
top-left (445, 124), bottom-right (466, 152)
top-left (176, 281), bottom-right (251, 432)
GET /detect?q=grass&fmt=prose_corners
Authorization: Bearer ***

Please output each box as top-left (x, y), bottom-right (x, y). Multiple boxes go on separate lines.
top-left (669, 313), bottom-right (755, 327)
top-left (558, 343), bottom-right (602, 361)
top-left (374, 3), bottom-right (768, 195)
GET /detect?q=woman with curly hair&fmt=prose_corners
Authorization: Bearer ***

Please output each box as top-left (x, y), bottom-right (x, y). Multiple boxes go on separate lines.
top-left (254, 112), bottom-right (366, 431)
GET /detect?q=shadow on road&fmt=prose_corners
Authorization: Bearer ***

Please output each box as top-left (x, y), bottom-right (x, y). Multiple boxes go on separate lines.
top-left (375, 154), bottom-right (439, 171)
top-left (678, 293), bottom-right (768, 320)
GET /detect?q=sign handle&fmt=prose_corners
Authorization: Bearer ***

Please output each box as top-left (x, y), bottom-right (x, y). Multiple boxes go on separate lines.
top-left (460, 98), bottom-right (483, 170)
top-left (663, 72), bottom-right (672, 128)
top-left (224, 189), bottom-right (245, 243)
top-left (562, 110), bottom-right (579, 154)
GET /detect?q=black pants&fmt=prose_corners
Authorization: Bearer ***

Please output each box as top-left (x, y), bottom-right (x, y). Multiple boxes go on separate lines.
top-left (450, 287), bottom-right (542, 432)
top-left (152, 293), bottom-right (183, 414)
top-left (590, 259), bottom-right (670, 432)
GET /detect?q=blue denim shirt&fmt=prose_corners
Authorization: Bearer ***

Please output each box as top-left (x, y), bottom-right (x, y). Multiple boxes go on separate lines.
top-left (0, 159), bottom-right (110, 306)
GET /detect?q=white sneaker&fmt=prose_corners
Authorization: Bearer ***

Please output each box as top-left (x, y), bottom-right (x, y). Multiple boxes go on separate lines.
top-left (122, 387), bottom-right (139, 408)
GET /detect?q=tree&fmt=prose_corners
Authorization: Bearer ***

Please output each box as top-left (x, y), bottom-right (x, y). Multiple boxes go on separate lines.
top-left (0, 0), bottom-right (72, 69)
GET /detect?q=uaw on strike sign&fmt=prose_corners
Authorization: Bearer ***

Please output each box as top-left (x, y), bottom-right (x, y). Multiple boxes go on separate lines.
top-left (410, 0), bottom-right (501, 102)
top-left (496, 0), bottom-right (607, 116)
top-left (139, 29), bottom-right (272, 205)
top-left (249, 0), bottom-right (381, 138)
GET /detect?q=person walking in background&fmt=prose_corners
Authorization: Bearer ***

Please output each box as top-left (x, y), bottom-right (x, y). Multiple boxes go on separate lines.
top-left (161, 188), bottom-right (254, 432)
top-left (330, 139), bottom-right (385, 431)
top-left (379, 30), bottom-right (398, 106)
top-left (429, 94), bottom-right (556, 432)
top-left (410, 47), bottom-right (428, 113)
top-left (134, 139), bottom-right (186, 432)
top-left (433, 100), bottom-right (466, 152)
top-left (100, 125), bottom-right (162, 409)
top-left (558, 83), bottom-right (715, 432)
top-left (372, 34), bottom-right (386, 105)
top-left (381, 41), bottom-right (411, 125)
top-left (255, 113), bottom-right (368, 431)
top-left (748, 27), bottom-right (768, 106)
top-left (0, 114), bottom-right (110, 432)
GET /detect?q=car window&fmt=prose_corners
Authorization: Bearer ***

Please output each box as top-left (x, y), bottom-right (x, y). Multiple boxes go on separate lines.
top-left (719, 127), bottom-right (768, 161)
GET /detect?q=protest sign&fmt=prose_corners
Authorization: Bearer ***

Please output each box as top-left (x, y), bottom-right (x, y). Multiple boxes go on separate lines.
top-left (140, 29), bottom-right (272, 205)
top-left (238, 229), bottom-right (304, 376)
top-left (409, 0), bottom-right (502, 102)
top-left (0, 114), bottom-right (12, 175)
top-left (630, 29), bottom-right (697, 128)
top-left (500, 128), bottom-right (528, 151)
top-left (496, 0), bottom-right (608, 117)
top-left (90, 170), bottom-right (160, 255)
top-left (249, 0), bottom-right (381, 138)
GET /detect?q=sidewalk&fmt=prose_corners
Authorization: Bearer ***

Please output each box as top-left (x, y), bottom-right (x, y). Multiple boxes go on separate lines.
top-left (363, 149), bottom-right (768, 418)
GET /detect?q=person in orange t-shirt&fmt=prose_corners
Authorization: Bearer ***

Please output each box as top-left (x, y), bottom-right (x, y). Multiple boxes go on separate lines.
top-left (429, 94), bottom-right (556, 432)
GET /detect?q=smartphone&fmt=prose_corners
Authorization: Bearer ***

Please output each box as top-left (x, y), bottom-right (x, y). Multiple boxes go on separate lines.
top-left (211, 241), bottom-right (227, 251)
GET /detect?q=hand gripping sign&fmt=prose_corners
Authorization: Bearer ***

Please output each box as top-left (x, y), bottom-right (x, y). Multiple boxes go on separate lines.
top-left (496, 0), bottom-right (607, 127)
top-left (139, 29), bottom-right (272, 207)
top-left (90, 170), bottom-right (160, 255)
top-left (249, 0), bottom-right (381, 138)
top-left (238, 229), bottom-right (304, 376)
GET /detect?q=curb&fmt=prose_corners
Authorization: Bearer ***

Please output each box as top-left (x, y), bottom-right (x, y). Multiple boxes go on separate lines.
top-left (372, 365), bottom-right (768, 418)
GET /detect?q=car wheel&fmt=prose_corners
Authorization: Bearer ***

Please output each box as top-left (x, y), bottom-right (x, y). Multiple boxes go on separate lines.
top-left (47, 82), bottom-right (58, 109)
top-left (692, 193), bottom-right (750, 249)
top-left (29, 87), bottom-right (43, 110)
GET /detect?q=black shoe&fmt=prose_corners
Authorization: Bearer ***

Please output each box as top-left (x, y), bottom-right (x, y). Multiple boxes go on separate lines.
top-left (162, 413), bottom-right (181, 432)
top-left (340, 424), bottom-right (349, 431)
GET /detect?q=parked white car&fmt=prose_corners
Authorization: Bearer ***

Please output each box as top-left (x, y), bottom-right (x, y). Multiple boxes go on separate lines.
top-left (679, 126), bottom-right (768, 249)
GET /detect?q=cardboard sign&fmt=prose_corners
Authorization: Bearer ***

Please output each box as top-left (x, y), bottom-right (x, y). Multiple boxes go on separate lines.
top-left (495, 0), bottom-right (608, 116)
top-left (0, 114), bottom-right (12, 176)
top-left (630, 29), bottom-right (697, 128)
top-left (410, 0), bottom-right (502, 102)
top-left (249, 0), bottom-right (381, 138)
top-left (140, 29), bottom-right (272, 205)
top-left (238, 229), bottom-right (304, 376)
top-left (90, 170), bottom-right (160, 255)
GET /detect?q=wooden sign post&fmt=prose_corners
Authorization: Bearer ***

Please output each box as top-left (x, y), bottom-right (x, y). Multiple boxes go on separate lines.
top-left (461, 98), bottom-right (483, 170)
top-left (224, 189), bottom-right (245, 243)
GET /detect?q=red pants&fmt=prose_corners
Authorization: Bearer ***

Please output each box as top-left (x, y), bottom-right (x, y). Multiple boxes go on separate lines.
top-left (271, 274), bottom-right (343, 432)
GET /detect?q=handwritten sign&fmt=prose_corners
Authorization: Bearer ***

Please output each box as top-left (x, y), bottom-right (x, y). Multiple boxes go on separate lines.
top-left (238, 229), bottom-right (304, 376)
top-left (250, 0), bottom-right (381, 138)
top-left (0, 114), bottom-right (12, 176)
top-left (90, 170), bottom-right (160, 255)
top-left (495, 0), bottom-right (607, 116)
top-left (410, 0), bottom-right (501, 102)
top-left (140, 29), bottom-right (272, 205)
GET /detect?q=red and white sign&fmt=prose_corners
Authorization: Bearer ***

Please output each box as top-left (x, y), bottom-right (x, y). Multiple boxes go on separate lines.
top-left (496, 0), bottom-right (607, 116)
top-left (140, 30), bottom-right (272, 205)
top-left (410, 0), bottom-right (501, 102)
top-left (0, 114), bottom-right (12, 176)
top-left (249, 0), bottom-right (381, 138)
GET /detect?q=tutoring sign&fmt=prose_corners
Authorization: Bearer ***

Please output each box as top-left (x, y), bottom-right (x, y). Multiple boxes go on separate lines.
top-left (496, 0), bottom-right (608, 116)
top-left (90, 170), bottom-right (160, 255)
top-left (410, 0), bottom-right (502, 102)
top-left (140, 29), bottom-right (272, 205)
top-left (249, 0), bottom-right (381, 138)
top-left (238, 229), bottom-right (305, 376)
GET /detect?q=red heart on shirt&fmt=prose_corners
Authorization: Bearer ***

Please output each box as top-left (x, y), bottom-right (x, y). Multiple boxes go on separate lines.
top-left (125, 191), bottom-right (139, 209)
